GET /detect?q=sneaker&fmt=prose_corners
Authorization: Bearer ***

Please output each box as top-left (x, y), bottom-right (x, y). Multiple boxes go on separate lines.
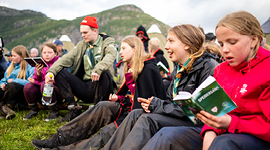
top-left (31, 133), bottom-right (60, 149)
top-left (0, 115), bottom-right (5, 119)
top-left (58, 106), bottom-right (82, 123)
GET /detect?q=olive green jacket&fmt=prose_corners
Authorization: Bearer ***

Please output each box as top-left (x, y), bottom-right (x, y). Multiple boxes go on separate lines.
top-left (47, 36), bottom-right (117, 80)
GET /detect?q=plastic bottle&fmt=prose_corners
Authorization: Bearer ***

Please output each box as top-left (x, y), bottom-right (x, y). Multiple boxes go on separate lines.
top-left (41, 74), bottom-right (54, 106)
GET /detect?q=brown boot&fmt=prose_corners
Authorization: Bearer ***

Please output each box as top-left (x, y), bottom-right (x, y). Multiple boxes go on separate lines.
top-left (0, 115), bottom-right (5, 119)
top-left (0, 105), bottom-right (15, 119)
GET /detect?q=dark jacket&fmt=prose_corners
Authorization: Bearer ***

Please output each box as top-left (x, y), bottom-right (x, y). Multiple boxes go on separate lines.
top-left (153, 49), bottom-right (169, 70)
top-left (148, 52), bottom-right (220, 119)
top-left (0, 56), bottom-right (7, 79)
top-left (114, 57), bottom-right (166, 126)
top-left (136, 25), bottom-right (150, 52)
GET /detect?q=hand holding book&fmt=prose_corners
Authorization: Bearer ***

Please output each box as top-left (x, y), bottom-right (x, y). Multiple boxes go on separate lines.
top-left (173, 76), bottom-right (237, 124)
top-left (197, 110), bottom-right (232, 129)
top-left (24, 57), bottom-right (48, 67)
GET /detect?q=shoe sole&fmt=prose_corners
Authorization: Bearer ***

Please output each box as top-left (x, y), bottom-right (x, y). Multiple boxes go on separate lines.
top-left (44, 118), bottom-right (57, 122)
top-left (31, 141), bottom-right (42, 150)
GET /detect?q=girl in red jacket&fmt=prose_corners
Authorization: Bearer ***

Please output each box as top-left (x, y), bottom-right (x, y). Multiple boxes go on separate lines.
top-left (142, 11), bottom-right (270, 150)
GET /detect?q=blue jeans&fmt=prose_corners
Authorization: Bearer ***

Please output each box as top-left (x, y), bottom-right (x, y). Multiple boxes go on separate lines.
top-left (142, 126), bottom-right (270, 150)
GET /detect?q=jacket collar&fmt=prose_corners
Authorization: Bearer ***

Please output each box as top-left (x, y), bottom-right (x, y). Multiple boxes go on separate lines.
top-left (228, 47), bottom-right (270, 74)
top-left (177, 52), bottom-right (216, 86)
top-left (153, 49), bottom-right (163, 56)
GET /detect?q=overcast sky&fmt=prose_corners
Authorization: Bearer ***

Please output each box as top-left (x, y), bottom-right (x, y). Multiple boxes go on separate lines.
top-left (1, 0), bottom-right (269, 34)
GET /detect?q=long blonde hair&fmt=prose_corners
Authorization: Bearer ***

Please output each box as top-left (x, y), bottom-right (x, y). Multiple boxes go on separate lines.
top-left (122, 35), bottom-right (151, 81)
top-left (169, 24), bottom-right (205, 73)
top-left (216, 11), bottom-right (263, 58)
top-left (7, 45), bottom-right (30, 79)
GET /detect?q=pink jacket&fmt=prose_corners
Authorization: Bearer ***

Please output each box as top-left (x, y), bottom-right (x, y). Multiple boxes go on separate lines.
top-left (201, 47), bottom-right (270, 142)
top-left (32, 56), bottom-right (60, 85)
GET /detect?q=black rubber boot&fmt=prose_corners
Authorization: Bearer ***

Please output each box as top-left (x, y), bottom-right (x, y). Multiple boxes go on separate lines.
top-left (58, 105), bottom-right (82, 123)
top-left (23, 103), bottom-right (39, 120)
top-left (45, 102), bottom-right (59, 122)
top-left (31, 132), bottom-right (60, 149)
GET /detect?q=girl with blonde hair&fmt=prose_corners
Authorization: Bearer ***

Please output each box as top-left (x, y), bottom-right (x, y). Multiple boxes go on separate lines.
top-left (102, 24), bottom-right (220, 150)
top-left (142, 11), bottom-right (270, 150)
top-left (0, 45), bottom-right (34, 119)
top-left (32, 35), bottom-right (166, 149)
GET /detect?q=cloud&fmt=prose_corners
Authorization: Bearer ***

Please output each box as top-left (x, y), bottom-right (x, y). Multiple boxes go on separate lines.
top-left (1, 0), bottom-right (269, 34)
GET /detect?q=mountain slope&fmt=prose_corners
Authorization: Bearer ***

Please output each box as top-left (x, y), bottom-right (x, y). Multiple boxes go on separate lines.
top-left (0, 4), bottom-right (170, 51)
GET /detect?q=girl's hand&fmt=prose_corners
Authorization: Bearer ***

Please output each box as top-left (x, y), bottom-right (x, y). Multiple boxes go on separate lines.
top-left (1, 84), bottom-right (6, 90)
top-left (45, 72), bottom-right (54, 84)
top-left (138, 97), bottom-right (153, 113)
top-left (160, 71), bottom-right (167, 78)
top-left (128, 68), bottom-right (132, 73)
top-left (203, 131), bottom-right (217, 150)
top-left (28, 77), bottom-right (35, 83)
top-left (35, 64), bottom-right (44, 76)
top-left (197, 111), bottom-right (231, 129)
top-left (109, 94), bottom-right (118, 102)
top-left (7, 79), bottom-right (13, 83)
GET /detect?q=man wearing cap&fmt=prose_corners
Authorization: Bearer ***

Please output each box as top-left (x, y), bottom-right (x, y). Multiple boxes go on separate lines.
top-left (53, 39), bottom-right (68, 57)
top-left (45, 16), bottom-right (117, 122)
top-left (4, 52), bottom-right (12, 67)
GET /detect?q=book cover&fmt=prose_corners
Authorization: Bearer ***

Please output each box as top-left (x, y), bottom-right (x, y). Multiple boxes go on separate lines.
top-left (24, 57), bottom-right (48, 67)
top-left (173, 76), bottom-right (237, 124)
top-left (157, 61), bottom-right (169, 73)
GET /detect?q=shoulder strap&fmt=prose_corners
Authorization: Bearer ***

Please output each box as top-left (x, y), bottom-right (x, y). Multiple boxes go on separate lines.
top-left (99, 33), bottom-right (109, 41)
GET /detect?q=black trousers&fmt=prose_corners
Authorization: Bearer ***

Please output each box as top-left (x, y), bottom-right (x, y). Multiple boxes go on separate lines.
top-left (46, 101), bottom-right (120, 149)
top-left (54, 69), bottom-right (114, 105)
top-left (0, 82), bottom-right (26, 105)
top-left (103, 109), bottom-right (195, 150)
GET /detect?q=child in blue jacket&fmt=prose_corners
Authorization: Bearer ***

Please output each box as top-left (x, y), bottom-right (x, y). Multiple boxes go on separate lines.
top-left (0, 45), bottom-right (34, 119)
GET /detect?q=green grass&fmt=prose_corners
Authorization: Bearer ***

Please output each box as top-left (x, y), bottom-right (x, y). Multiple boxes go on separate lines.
top-left (0, 109), bottom-right (71, 149)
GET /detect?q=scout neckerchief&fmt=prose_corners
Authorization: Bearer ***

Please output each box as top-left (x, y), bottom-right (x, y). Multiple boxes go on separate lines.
top-left (173, 58), bottom-right (191, 98)
top-left (85, 45), bottom-right (95, 68)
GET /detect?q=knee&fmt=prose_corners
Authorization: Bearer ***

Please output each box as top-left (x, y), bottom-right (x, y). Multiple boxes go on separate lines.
top-left (209, 135), bottom-right (236, 150)
top-left (23, 83), bottom-right (35, 93)
top-left (96, 101), bottom-right (113, 108)
top-left (129, 109), bottom-right (145, 117)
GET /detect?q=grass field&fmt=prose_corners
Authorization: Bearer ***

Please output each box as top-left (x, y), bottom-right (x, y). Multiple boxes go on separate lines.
top-left (0, 108), bottom-right (71, 150)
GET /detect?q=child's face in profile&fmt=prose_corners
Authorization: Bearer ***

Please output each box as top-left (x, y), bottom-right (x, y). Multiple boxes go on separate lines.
top-left (12, 51), bottom-right (22, 64)
top-left (216, 26), bottom-right (257, 67)
top-left (120, 42), bottom-right (134, 64)
top-left (41, 46), bottom-right (57, 62)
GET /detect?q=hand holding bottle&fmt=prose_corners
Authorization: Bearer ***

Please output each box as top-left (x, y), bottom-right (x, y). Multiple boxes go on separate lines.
top-left (42, 74), bottom-right (54, 106)
top-left (45, 72), bottom-right (54, 84)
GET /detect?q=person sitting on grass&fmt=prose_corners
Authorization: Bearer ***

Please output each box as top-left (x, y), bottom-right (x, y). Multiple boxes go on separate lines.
top-left (0, 45), bottom-right (34, 120)
top-left (44, 16), bottom-right (117, 123)
top-left (31, 35), bottom-right (166, 150)
top-left (142, 10), bottom-right (270, 150)
top-left (23, 42), bottom-right (63, 122)
top-left (101, 24), bottom-right (221, 150)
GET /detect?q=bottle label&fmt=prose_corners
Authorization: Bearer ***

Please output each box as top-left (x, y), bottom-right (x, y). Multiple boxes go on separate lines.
top-left (43, 86), bottom-right (53, 97)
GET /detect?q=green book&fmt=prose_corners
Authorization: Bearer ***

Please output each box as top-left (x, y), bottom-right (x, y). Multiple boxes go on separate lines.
top-left (173, 76), bottom-right (237, 124)
top-left (157, 61), bottom-right (169, 73)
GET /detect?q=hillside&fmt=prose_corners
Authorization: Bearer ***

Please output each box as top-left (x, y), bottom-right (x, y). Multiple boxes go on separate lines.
top-left (0, 4), bottom-right (171, 51)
